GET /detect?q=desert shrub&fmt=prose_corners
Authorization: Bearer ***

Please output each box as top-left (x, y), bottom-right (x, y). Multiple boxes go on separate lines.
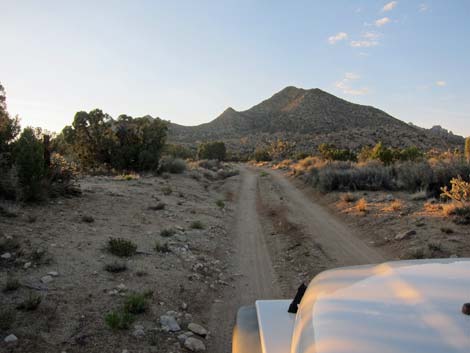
top-left (429, 161), bottom-right (470, 197)
top-left (318, 143), bottom-right (357, 162)
top-left (399, 146), bottom-right (424, 162)
top-left (440, 227), bottom-right (454, 234)
top-left (190, 220), bottom-right (205, 229)
top-left (160, 228), bottom-right (176, 237)
top-left (107, 238), bottom-right (137, 257)
top-left (124, 292), bottom-right (151, 314)
top-left (104, 261), bottom-right (127, 273)
top-left (3, 277), bottom-right (20, 292)
top-left (216, 200), bottom-right (225, 208)
top-left (309, 161), bottom-right (393, 192)
top-left (164, 144), bottom-right (195, 159)
top-left (159, 157), bottom-right (186, 174)
top-left (17, 293), bottom-right (42, 311)
top-left (154, 241), bottom-right (170, 253)
top-left (14, 128), bottom-right (46, 201)
top-left (81, 215), bottom-right (94, 223)
top-left (105, 310), bottom-right (134, 330)
top-left (47, 153), bottom-right (81, 197)
top-left (395, 161), bottom-right (433, 192)
top-left (0, 308), bottom-right (15, 331)
top-left (253, 147), bottom-right (271, 162)
top-left (197, 141), bottom-right (226, 161)
top-left (148, 202), bottom-right (165, 211)
top-left (441, 176), bottom-right (470, 206)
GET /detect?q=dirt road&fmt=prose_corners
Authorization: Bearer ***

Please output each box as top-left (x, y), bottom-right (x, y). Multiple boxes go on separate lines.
top-left (209, 165), bottom-right (385, 352)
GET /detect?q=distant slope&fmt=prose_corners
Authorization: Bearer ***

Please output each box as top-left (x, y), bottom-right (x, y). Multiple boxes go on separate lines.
top-left (168, 86), bottom-right (464, 153)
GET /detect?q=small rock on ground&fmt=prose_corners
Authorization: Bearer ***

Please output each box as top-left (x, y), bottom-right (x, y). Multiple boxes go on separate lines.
top-left (4, 334), bottom-right (18, 343)
top-left (184, 337), bottom-right (206, 352)
top-left (160, 315), bottom-right (181, 332)
top-left (188, 323), bottom-right (208, 337)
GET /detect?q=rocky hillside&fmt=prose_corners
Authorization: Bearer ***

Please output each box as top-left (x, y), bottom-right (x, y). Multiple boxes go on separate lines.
top-left (168, 86), bottom-right (464, 153)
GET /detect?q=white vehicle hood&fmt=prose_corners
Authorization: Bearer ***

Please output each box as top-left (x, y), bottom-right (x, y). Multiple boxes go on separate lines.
top-left (291, 258), bottom-right (470, 353)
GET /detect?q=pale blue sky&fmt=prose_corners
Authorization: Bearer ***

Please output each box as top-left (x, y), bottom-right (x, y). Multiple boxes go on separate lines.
top-left (1, 1), bottom-right (469, 136)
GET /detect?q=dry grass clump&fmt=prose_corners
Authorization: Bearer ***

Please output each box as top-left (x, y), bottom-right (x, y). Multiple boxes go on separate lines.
top-left (383, 200), bottom-right (404, 212)
top-left (154, 241), bottom-right (171, 253)
top-left (442, 203), bottom-right (458, 216)
top-left (356, 198), bottom-right (368, 213)
top-left (190, 220), bottom-right (205, 230)
top-left (423, 201), bottom-right (441, 213)
top-left (104, 261), bottom-right (127, 273)
top-left (115, 173), bottom-right (140, 181)
top-left (105, 310), bottom-right (134, 330)
top-left (160, 228), bottom-right (176, 237)
top-left (107, 238), bottom-right (137, 257)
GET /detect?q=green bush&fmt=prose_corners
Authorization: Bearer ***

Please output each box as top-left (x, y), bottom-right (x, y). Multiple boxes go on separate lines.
top-left (107, 238), bottom-right (137, 257)
top-left (155, 241), bottom-right (171, 253)
top-left (17, 293), bottom-right (42, 311)
top-left (253, 147), bottom-right (271, 162)
top-left (14, 128), bottom-right (46, 201)
top-left (190, 220), bottom-right (205, 230)
top-left (159, 157), bottom-right (186, 174)
top-left (160, 228), bottom-right (176, 237)
top-left (124, 293), bottom-right (149, 314)
top-left (105, 310), bottom-right (134, 330)
top-left (164, 144), bottom-right (195, 159)
top-left (197, 141), bottom-right (226, 161)
top-left (318, 143), bottom-right (357, 162)
top-left (104, 261), bottom-right (127, 273)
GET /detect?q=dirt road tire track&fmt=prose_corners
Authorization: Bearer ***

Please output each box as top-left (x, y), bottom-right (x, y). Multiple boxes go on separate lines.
top-left (208, 165), bottom-right (385, 352)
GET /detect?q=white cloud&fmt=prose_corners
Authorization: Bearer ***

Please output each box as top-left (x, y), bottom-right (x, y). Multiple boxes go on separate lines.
top-left (382, 1), bottom-right (398, 12)
top-left (375, 17), bottom-right (391, 27)
top-left (419, 3), bottom-right (428, 12)
top-left (350, 40), bottom-right (379, 48)
top-left (335, 73), bottom-right (369, 96)
top-left (350, 32), bottom-right (381, 48)
top-left (363, 31), bottom-right (381, 40)
top-left (328, 32), bottom-right (348, 44)
top-left (436, 81), bottom-right (447, 87)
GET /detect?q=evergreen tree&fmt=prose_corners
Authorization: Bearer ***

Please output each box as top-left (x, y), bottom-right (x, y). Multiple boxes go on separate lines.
top-left (465, 137), bottom-right (470, 163)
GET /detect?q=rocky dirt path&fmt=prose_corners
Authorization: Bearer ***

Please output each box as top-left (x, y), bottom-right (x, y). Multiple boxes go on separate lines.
top-left (208, 165), bottom-right (385, 353)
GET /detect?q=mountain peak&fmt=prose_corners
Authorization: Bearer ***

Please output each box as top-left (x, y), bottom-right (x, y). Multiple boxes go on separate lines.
top-left (168, 86), bottom-right (463, 152)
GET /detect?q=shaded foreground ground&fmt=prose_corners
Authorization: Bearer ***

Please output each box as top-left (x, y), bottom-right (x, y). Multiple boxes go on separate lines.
top-left (2, 164), bottom-right (468, 353)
